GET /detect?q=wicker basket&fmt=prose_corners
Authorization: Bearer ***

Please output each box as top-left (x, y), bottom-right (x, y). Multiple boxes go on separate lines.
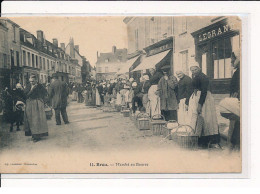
top-left (122, 109), bottom-right (130, 117)
top-left (163, 120), bottom-right (179, 138)
top-left (150, 114), bottom-right (166, 136)
top-left (115, 105), bottom-right (121, 112)
top-left (136, 113), bottom-right (150, 130)
top-left (171, 125), bottom-right (198, 149)
top-left (120, 105), bottom-right (127, 113)
top-left (45, 107), bottom-right (53, 120)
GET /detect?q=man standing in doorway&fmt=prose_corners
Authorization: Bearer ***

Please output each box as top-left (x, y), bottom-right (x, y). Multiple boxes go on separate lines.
top-left (49, 74), bottom-right (69, 125)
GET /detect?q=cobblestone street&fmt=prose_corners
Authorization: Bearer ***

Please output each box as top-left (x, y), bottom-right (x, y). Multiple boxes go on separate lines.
top-left (0, 98), bottom-right (241, 173)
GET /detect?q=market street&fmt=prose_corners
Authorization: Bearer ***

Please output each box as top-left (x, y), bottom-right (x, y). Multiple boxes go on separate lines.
top-left (0, 98), bottom-right (241, 173)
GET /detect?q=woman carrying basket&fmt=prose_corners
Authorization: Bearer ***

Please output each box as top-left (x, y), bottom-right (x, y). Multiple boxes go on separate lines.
top-left (186, 63), bottom-right (220, 148)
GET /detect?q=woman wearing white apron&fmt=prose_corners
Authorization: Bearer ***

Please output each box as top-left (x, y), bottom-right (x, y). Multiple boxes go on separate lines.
top-left (186, 64), bottom-right (220, 148)
top-left (147, 68), bottom-right (163, 117)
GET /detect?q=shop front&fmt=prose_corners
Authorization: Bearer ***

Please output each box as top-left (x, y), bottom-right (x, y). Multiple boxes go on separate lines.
top-left (10, 66), bottom-right (23, 88)
top-left (0, 68), bottom-right (11, 91)
top-left (191, 17), bottom-right (241, 94)
top-left (131, 36), bottom-right (174, 80)
top-left (22, 66), bottom-right (40, 87)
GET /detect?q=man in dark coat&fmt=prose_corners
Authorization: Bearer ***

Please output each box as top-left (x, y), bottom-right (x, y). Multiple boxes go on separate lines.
top-left (49, 74), bottom-right (69, 125)
top-left (157, 66), bottom-right (178, 121)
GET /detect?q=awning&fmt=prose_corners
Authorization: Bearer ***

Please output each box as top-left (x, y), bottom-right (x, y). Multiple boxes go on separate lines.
top-left (131, 50), bottom-right (170, 72)
top-left (116, 56), bottom-right (140, 75)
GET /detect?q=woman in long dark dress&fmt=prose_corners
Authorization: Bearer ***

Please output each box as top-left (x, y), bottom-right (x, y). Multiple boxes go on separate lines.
top-left (186, 64), bottom-right (220, 148)
top-left (24, 75), bottom-right (49, 142)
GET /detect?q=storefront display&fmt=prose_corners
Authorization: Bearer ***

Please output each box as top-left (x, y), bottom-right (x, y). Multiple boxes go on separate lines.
top-left (191, 17), bottom-right (241, 93)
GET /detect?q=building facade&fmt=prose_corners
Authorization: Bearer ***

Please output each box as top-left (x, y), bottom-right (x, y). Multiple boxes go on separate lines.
top-left (124, 16), bottom-right (175, 80)
top-left (0, 19), bottom-right (10, 91)
top-left (0, 18), bottom-right (22, 90)
top-left (65, 38), bottom-right (86, 83)
top-left (124, 16), bottom-right (241, 94)
top-left (96, 46), bottom-right (127, 81)
top-left (0, 18), bottom-right (90, 90)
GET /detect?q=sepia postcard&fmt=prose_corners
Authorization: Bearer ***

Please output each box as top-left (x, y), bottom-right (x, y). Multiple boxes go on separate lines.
top-left (0, 15), bottom-right (245, 175)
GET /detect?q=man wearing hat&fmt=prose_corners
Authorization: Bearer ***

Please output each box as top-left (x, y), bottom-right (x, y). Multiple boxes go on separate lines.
top-left (157, 65), bottom-right (178, 121)
top-left (49, 73), bottom-right (69, 125)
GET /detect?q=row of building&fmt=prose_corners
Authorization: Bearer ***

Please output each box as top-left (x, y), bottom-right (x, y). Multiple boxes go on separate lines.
top-left (0, 18), bottom-right (93, 91)
top-left (96, 16), bottom-right (241, 94)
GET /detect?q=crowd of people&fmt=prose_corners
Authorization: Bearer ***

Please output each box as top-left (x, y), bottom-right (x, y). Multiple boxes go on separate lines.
top-left (0, 50), bottom-right (240, 150)
top-left (93, 50), bottom-right (240, 150)
top-left (0, 74), bottom-right (70, 142)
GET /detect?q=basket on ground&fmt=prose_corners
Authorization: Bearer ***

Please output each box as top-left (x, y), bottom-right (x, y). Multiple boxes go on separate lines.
top-left (171, 125), bottom-right (198, 149)
top-left (150, 114), bottom-right (166, 136)
top-left (122, 109), bottom-right (130, 117)
top-left (136, 113), bottom-right (150, 130)
top-left (162, 120), bottom-right (179, 139)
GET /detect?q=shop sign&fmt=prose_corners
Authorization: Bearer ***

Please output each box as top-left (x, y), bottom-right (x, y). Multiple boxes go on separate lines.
top-left (198, 23), bottom-right (236, 43)
top-left (148, 42), bottom-right (173, 56)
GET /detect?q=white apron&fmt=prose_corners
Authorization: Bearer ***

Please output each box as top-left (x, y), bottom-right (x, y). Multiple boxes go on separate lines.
top-left (187, 91), bottom-right (218, 136)
top-left (148, 85), bottom-right (161, 117)
top-left (116, 92), bottom-right (122, 105)
top-left (96, 88), bottom-right (101, 106)
top-left (177, 98), bottom-right (189, 125)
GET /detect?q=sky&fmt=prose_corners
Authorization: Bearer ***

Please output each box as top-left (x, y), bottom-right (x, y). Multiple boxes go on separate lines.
top-left (9, 16), bottom-right (128, 66)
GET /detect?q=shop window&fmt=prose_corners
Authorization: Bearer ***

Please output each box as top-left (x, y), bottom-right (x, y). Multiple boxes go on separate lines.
top-left (43, 58), bottom-right (46, 70)
top-left (3, 54), bottom-right (7, 68)
top-left (212, 36), bottom-right (239, 79)
top-left (97, 67), bottom-right (102, 73)
top-left (180, 50), bottom-right (189, 76)
top-left (36, 56), bottom-right (38, 68)
top-left (27, 52), bottom-right (31, 66)
top-left (39, 56), bottom-right (42, 69)
top-left (47, 59), bottom-right (50, 70)
top-left (22, 51), bottom-right (26, 66)
top-left (10, 50), bottom-right (14, 67)
top-left (32, 54), bottom-right (35, 68)
top-left (16, 51), bottom-right (20, 67)
top-left (13, 25), bottom-right (16, 42)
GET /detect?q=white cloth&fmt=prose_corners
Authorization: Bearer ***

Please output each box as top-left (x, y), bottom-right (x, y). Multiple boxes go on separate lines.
top-left (148, 85), bottom-right (161, 117)
top-left (187, 91), bottom-right (218, 136)
top-left (116, 92), bottom-right (122, 105)
top-left (96, 88), bottom-right (101, 106)
top-left (219, 97), bottom-right (240, 117)
top-left (72, 91), bottom-right (77, 101)
top-left (177, 98), bottom-right (189, 125)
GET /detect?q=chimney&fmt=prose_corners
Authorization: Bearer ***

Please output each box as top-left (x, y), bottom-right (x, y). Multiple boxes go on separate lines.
top-left (53, 38), bottom-right (58, 47)
top-left (97, 51), bottom-right (99, 59)
top-left (112, 46), bottom-right (116, 54)
top-left (60, 43), bottom-right (65, 51)
top-left (70, 37), bottom-right (75, 58)
top-left (75, 45), bottom-right (79, 52)
top-left (37, 30), bottom-right (44, 42)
